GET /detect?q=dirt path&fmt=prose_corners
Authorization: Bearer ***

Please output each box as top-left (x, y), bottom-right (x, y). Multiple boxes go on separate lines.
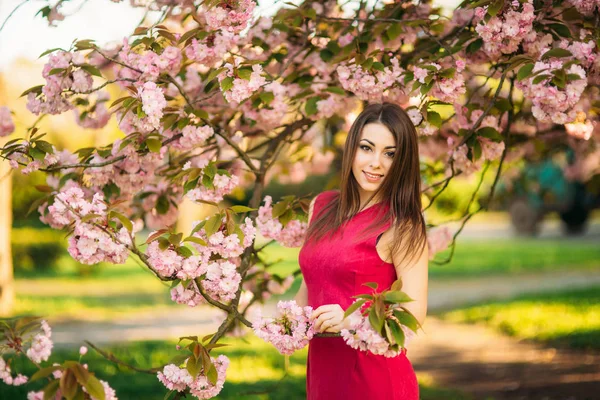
top-left (409, 317), bottom-right (600, 400)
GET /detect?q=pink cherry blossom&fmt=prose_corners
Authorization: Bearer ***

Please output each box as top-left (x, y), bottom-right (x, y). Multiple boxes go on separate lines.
top-left (252, 300), bottom-right (314, 355)
top-left (0, 106), bottom-right (15, 137)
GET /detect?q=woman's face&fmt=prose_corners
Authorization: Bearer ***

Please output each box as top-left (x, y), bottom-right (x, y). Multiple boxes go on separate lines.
top-left (351, 122), bottom-right (396, 203)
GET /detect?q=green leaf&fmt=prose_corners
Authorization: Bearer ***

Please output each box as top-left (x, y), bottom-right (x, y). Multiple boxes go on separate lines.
top-left (390, 278), bottom-right (403, 292)
top-left (30, 365), bottom-right (62, 382)
top-left (35, 185), bottom-right (54, 193)
top-left (532, 74), bottom-right (551, 85)
top-left (206, 362), bottom-right (218, 385)
top-left (183, 236), bottom-right (207, 246)
top-left (186, 354), bottom-right (202, 379)
top-left (472, 139), bottom-right (482, 161)
top-left (541, 48), bottom-right (572, 60)
top-left (487, 0), bottom-right (503, 16)
top-left (230, 205), bottom-right (256, 213)
top-left (466, 38), bottom-right (483, 54)
top-left (146, 138), bottom-right (162, 153)
top-left (259, 91), bottom-right (275, 105)
top-left (344, 299), bottom-right (366, 318)
top-left (220, 76), bottom-right (234, 91)
top-left (305, 97), bottom-right (319, 116)
top-left (178, 27), bottom-right (202, 44)
top-left (368, 306), bottom-right (384, 334)
top-left (393, 310), bottom-right (419, 332)
top-left (146, 228), bottom-right (168, 244)
top-left (20, 85), bottom-right (44, 98)
top-left (273, 200), bottom-right (293, 220)
top-left (71, 363), bottom-right (90, 386)
top-left (158, 237), bottom-right (171, 250)
top-left (169, 232), bottom-right (183, 246)
top-left (384, 291), bottom-right (413, 304)
top-left (426, 111), bottom-right (442, 128)
top-left (548, 23), bottom-right (571, 38)
top-left (43, 380), bottom-right (60, 400)
top-left (388, 319), bottom-right (406, 348)
top-left (237, 67), bottom-right (253, 80)
top-left (324, 86), bottom-right (346, 95)
top-left (477, 126), bottom-right (503, 141)
top-left (386, 24), bottom-right (402, 41)
top-left (177, 246), bottom-right (193, 257)
top-left (60, 369), bottom-right (78, 400)
top-left (80, 64), bottom-right (102, 77)
top-left (39, 47), bottom-right (65, 58)
top-left (110, 210), bottom-right (133, 232)
top-left (204, 214), bottom-right (222, 237)
top-left (48, 68), bottom-right (65, 76)
top-left (517, 63), bottom-right (534, 81)
top-left (83, 374), bottom-right (106, 400)
top-left (206, 67), bottom-right (227, 83)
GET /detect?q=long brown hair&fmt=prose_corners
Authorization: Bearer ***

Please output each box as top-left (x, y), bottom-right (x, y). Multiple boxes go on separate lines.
top-left (305, 102), bottom-right (427, 268)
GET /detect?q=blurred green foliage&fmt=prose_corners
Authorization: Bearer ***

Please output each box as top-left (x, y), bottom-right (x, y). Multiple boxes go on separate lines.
top-left (440, 286), bottom-right (600, 350)
top-left (12, 227), bottom-right (64, 273)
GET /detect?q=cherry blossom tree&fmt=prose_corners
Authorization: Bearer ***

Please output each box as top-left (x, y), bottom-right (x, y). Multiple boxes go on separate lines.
top-left (1, 0), bottom-right (599, 398)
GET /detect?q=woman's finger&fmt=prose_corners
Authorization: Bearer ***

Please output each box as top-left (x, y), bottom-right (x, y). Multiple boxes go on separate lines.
top-left (311, 305), bottom-right (334, 320)
top-left (314, 312), bottom-right (335, 331)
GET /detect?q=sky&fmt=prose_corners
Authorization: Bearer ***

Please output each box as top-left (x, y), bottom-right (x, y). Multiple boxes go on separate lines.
top-left (0, 0), bottom-right (283, 70)
top-left (0, 0), bottom-right (460, 71)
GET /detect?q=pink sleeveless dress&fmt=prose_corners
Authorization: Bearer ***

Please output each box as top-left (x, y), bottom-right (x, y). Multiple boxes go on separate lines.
top-left (298, 190), bottom-right (419, 400)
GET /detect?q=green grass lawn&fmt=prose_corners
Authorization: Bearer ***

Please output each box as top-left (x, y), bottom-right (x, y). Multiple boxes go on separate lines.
top-left (438, 286), bottom-right (600, 350)
top-left (13, 238), bottom-right (600, 321)
top-left (0, 336), bottom-right (471, 400)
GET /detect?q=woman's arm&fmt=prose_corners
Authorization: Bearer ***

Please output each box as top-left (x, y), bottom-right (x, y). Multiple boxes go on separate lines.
top-left (393, 240), bottom-right (429, 327)
top-left (293, 195), bottom-right (318, 308)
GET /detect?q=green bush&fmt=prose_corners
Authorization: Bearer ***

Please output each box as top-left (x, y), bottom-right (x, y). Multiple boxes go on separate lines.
top-left (11, 228), bottom-right (65, 272)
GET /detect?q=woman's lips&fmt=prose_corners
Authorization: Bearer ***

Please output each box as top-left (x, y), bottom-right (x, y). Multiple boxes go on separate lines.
top-left (363, 171), bottom-right (383, 182)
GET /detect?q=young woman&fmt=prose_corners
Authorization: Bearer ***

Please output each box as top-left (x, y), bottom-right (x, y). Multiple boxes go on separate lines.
top-left (295, 102), bottom-right (428, 400)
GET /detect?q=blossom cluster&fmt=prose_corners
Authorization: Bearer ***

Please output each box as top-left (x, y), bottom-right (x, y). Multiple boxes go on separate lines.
top-left (426, 226), bottom-right (453, 260)
top-left (256, 196), bottom-right (308, 248)
top-left (474, 0), bottom-right (536, 59)
top-left (157, 354), bottom-right (230, 399)
top-left (117, 40), bottom-right (182, 83)
top-left (203, 0), bottom-right (256, 33)
top-left (74, 91), bottom-right (111, 129)
top-left (26, 320), bottom-right (53, 364)
top-left (239, 81), bottom-right (299, 130)
top-left (171, 124), bottom-right (214, 152)
top-left (252, 300), bottom-right (315, 356)
top-left (185, 30), bottom-right (238, 68)
top-left (27, 51), bottom-right (93, 115)
top-left (85, 140), bottom-right (163, 197)
top-left (340, 306), bottom-right (416, 358)
top-left (0, 358), bottom-right (28, 386)
top-left (336, 57), bottom-right (404, 102)
top-left (140, 183), bottom-right (182, 230)
top-left (218, 63), bottom-right (267, 104)
top-left (0, 106), bottom-right (15, 137)
top-left (186, 172), bottom-right (240, 204)
top-left (43, 186), bottom-right (107, 229)
top-left (68, 224), bottom-right (131, 265)
top-left (413, 59), bottom-right (466, 103)
top-left (516, 59), bottom-right (587, 124)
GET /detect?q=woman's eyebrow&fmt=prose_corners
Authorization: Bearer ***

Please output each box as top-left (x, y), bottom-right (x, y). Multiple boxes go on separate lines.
top-left (360, 139), bottom-right (396, 149)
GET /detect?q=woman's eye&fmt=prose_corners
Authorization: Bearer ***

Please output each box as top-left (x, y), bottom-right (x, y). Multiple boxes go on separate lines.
top-left (360, 145), bottom-right (371, 151)
top-left (386, 152), bottom-right (395, 158)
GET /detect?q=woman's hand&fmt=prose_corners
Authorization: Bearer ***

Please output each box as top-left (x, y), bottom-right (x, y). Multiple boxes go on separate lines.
top-left (311, 304), bottom-right (349, 333)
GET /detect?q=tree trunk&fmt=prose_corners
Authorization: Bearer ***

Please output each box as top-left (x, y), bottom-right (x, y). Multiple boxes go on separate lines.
top-left (0, 149), bottom-right (14, 316)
